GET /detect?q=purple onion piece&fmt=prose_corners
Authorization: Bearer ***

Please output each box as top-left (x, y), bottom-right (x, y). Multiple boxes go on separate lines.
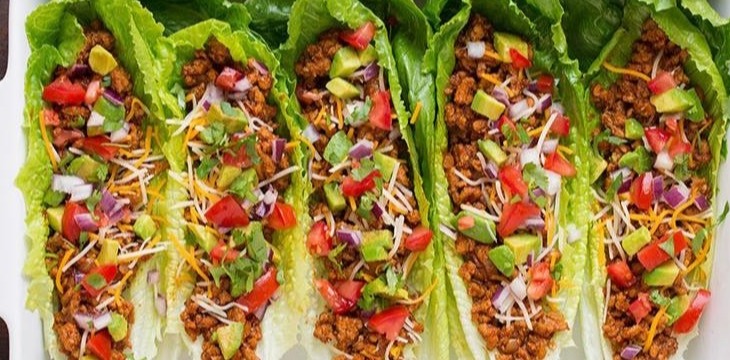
top-left (536, 94), bottom-right (552, 113)
top-left (491, 286), bottom-right (509, 310)
top-left (147, 269), bottom-right (160, 285)
top-left (620, 345), bottom-right (642, 360)
top-left (694, 195), bottom-right (710, 212)
top-left (351, 63), bottom-right (380, 83)
top-left (202, 100), bottom-right (212, 111)
top-left (67, 64), bottom-right (91, 80)
top-left (509, 276), bottom-right (527, 301)
top-left (155, 295), bottom-right (167, 316)
top-left (251, 60), bottom-right (269, 75)
top-left (527, 81), bottom-right (540, 93)
top-left (253, 303), bottom-right (268, 320)
top-left (652, 176), bottom-right (664, 201)
top-left (349, 139), bottom-right (374, 160)
top-left (336, 229), bottom-right (363, 247)
top-left (52, 175), bottom-right (85, 193)
top-left (525, 217), bottom-right (546, 231)
top-left (526, 253), bottom-right (534, 267)
top-left (93, 312), bottom-right (112, 330)
top-left (541, 139), bottom-right (559, 154)
top-left (73, 313), bottom-right (94, 331)
top-left (233, 77), bottom-right (252, 93)
top-left (551, 102), bottom-right (565, 115)
top-left (664, 184), bottom-right (690, 209)
top-left (510, 99), bottom-right (531, 119)
top-left (100, 190), bottom-right (117, 214)
top-left (272, 138), bottom-right (287, 163)
top-left (484, 162), bottom-right (498, 179)
top-left (372, 202), bottom-right (385, 219)
top-left (73, 271), bottom-right (85, 284)
top-left (302, 124), bottom-right (321, 143)
top-left (74, 213), bottom-right (98, 232)
top-left (103, 89), bottom-right (124, 107)
top-left (491, 86), bottom-right (511, 107)
top-left (618, 178), bottom-right (633, 194)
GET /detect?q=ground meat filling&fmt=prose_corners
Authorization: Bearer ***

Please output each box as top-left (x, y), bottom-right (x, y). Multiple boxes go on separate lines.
top-left (295, 30), bottom-right (424, 359)
top-left (591, 20), bottom-right (714, 360)
top-left (444, 15), bottom-right (568, 360)
top-left (43, 21), bottom-right (164, 360)
top-left (178, 38), bottom-right (290, 360)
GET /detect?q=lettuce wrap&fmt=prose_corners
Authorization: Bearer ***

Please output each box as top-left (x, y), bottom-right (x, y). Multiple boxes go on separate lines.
top-left (279, 0), bottom-right (442, 358)
top-left (18, 1), bottom-right (172, 359)
top-left (423, 0), bottom-right (591, 359)
top-left (154, 19), bottom-right (310, 360)
top-left (561, 1), bottom-right (729, 359)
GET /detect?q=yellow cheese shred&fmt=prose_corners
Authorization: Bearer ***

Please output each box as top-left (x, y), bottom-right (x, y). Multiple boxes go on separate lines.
top-left (348, 196), bottom-right (357, 212)
top-left (169, 233), bottom-right (210, 283)
top-left (478, 72), bottom-right (502, 87)
top-left (397, 278), bottom-right (439, 305)
top-left (644, 306), bottom-right (668, 351)
top-left (55, 249), bottom-right (75, 293)
top-left (602, 62), bottom-right (652, 82)
top-left (336, 99), bottom-right (344, 130)
top-left (113, 270), bottom-right (135, 305)
top-left (39, 112), bottom-right (58, 171)
top-left (527, 126), bottom-right (544, 138)
top-left (409, 102), bottom-right (422, 125)
top-left (670, 191), bottom-right (697, 229)
top-left (135, 127), bottom-right (153, 167)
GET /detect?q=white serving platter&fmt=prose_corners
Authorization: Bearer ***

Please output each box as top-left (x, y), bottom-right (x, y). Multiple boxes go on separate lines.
top-left (1, 1), bottom-right (729, 359)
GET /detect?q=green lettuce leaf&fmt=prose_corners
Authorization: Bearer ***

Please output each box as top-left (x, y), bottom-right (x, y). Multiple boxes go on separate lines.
top-left (241, 0), bottom-right (296, 48)
top-left (140, 0), bottom-right (250, 35)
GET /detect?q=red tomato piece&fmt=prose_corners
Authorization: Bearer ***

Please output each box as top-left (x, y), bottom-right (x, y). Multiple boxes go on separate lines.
top-left (670, 232), bottom-right (689, 255)
top-left (535, 74), bottom-right (554, 93)
top-left (205, 195), bottom-right (249, 228)
top-left (341, 171), bottom-right (381, 198)
top-left (267, 202), bottom-right (297, 230)
top-left (544, 152), bottom-right (576, 177)
top-left (637, 242), bottom-right (671, 271)
top-left (673, 289), bottom-right (711, 334)
top-left (607, 260), bottom-right (635, 289)
top-left (497, 115), bottom-right (517, 136)
top-left (334, 280), bottom-right (366, 303)
top-left (629, 293), bottom-right (652, 323)
top-left (43, 108), bottom-right (61, 126)
top-left (82, 265), bottom-right (118, 297)
top-left (81, 136), bottom-right (119, 161)
top-left (222, 134), bottom-right (254, 167)
top-left (62, 202), bottom-right (88, 243)
top-left (550, 114), bottom-right (571, 137)
top-left (509, 48), bottom-right (532, 69)
top-left (42, 77), bottom-right (86, 106)
top-left (497, 201), bottom-right (541, 238)
top-left (315, 279), bottom-right (356, 314)
top-left (527, 262), bottom-right (553, 300)
top-left (645, 127), bottom-right (671, 153)
top-left (630, 173), bottom-right (654, 210)
top-left (307, 221), bottom-right (332, 256)
top-left (215, 67), bottom-right (244, 92)
top-left (498, 164), bottom-right (528, 198)
top-left (340, 22), bottom-right (376, 51)
top-left (210, 241), bottom-right (240, 264)
top-left (668, 138), bottom-right (692, 158)
top-left (87, 330), bottom-right (113, 360)
top-left (647, 71), bottom-right (677, 95)
top-left (369, 91), bottom-right (393, 131)
top-left (368, 305), bottom-right (410, 341)
top-left (404, 226), bottom-right (433, 252)
top-left (85, 80), bottom-right (102, 105)
top-left (237, 268), bottom-right (280, 313)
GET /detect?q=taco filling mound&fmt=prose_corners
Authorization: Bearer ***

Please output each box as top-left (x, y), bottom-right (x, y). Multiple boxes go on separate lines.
top-left (41, 21), bottom-right (166, 360)
top-left (591, 20), bottom-right (714, 360)
top-left (442, 15), bottom-right (575, 359)
top-left (173, 38), bottom-right (298, 360)
top-left (295, 22), bottom-right (433, 359)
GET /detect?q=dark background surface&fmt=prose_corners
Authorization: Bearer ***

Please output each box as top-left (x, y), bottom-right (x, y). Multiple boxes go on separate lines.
top-left (0, 0), bottom-right (8, 81)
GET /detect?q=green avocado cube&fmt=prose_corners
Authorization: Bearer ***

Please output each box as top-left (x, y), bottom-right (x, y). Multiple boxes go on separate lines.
top-left (684, 89), bottom-right (705, 122)
top-left (478, 139), bottom-right (507, 166)
top-left (618, 147), bottom-right (652, 173)
top-left (97, 239), bottom-right (120, 265)
top-left (358, 46), bottom-right (378, 65)
top-left (330, 47), bottom-right (362, 78)
top-left (591, 154), bottom-right (607, 183)
top-left (326, 78), bottom-right (360, 100)
top-left (324, 182), bottom-right (346, 213)
top-left (93, 96), bottom-right (125, 132)
top-left (133, 214), bottom-right (158, 241)
top-left (108, 313), bottom-right (128, 342)
top-left (650, 88), bottom-right (694, 113)
top-left (67, 155), bottom-right (106, 183)
top-left (471, 90), bottom-right (506, 120)
top-left (374, 152), bottom-right (398, 181)
top-left (624, 118), bottom-right (644, 140)
top-left (360, 230), bottom-right (393, 262)
top-left (455, 210), bottom-right (496, 244)
top-left (666, 295), bottom-right (691, 325)
top-left (622, 226), bottom-right (651, 256)
top-left (187, 223), bottom-right (218, 253)
top-left (643, 262), bottom-right (680, 287)
top-left (323, 131), bottom-right (353, 166)
top-left (89, 45), bottom-right (118, 76)
top-left (217, 165), bottom-right (243, 190)
top-left (488, 245), bottom-right (515, 277)
top-left (47, 207), bottom-right (65, 233)
top-left (493, 32), bottom-right (529, 63)
top-left (208, 102), bottom-right (248, 133)
top-left (216, 322), bottom-right (244, 360)
top-left (504, 234), bottom-right (542, 265)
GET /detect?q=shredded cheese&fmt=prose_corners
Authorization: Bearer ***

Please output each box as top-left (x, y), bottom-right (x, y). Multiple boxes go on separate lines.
top-left (670, 191), bottom-right (697, 229)
top-left (55, 249), bottom-right (74, 292)
top-left (397, 278), bottom-right (439, 305)
top-left (336, 99), bottom-right (344, 129)
top-left (602, 62), bottom-right (651, 82)
top-left (113, 270), bottom-right (135, 305)
top-left (644, 306), bottom-right (668, 351)
top-left (170, 233), bottom-right (210, 282)
top-left (39, 112), bottom-right (59, 171)
top-left (409, 102), bottom-right (422, 125)
top-left (478, 72), bottom-right (502, 87)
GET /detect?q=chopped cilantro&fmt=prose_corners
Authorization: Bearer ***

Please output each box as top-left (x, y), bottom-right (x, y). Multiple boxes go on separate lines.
top-left (522, 163), bottom-right (548, 191)
top-left (605, 173), bottom-right (623, 201)
top-left (650, 290), bottom-right (670, 307)
top-left (85, 190), bottom-right (102, 213)
top-left (327, 243), bottom-right (347, 272)
top-left (323, 131), bottom-right (353, 166)
top-left (618, 147), bottom-right (652, 173)
top-left (228, 169), bottom-right (259, 203)
top-left (199, 123), bottom-right (226, 146)
top-left (346, 98), bottom-right (372, 126)
top-left (43, 190), bottom-right (66, 207)
top-left (692, 228), bottom-right (707, 254)
top-left (352, 159), bottom-right (377, 181)
top-left (673, 154), bottom-right (691, 182)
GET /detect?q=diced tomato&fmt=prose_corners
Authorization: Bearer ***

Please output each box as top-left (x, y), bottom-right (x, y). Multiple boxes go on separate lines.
top-left (80, 136), bottom-right (119, 161)
top-left (647, 72), bottom-right (677, 95)
top-left (62, 202), bottom-right (88, 243)
top-left (497, 201), bottom-right (541, 238)
top-left (267, 202), bottom-right (297, 230)
top-left (628, 293), bottom-right (652, 323)
top-left (668, 138), bottom-right (692, 158)
top-left (630, 173), bottom-right (654, 210)
top-left (82, 265), bottom-right (118, 297)
top-left (550, 114), bottom-right (571, 137)
top-left (368, 305), bottom-right (410, 341)
top-left (210, 241), bottom-right (240, 264)
top-left (498, 164), bottom-right (528, 198)
top-left (645, 127), bottom-right (671, 153)
top-left (215, 67), bottom-right (244, 92)
top-left (673, 289), bottom-right (711, 334)
top-left (340, 22), bottom-right (376, 51)
top-left (42, 77), bottom-right (86, 106)
top-left (637, 242), bottom-right (671, 271)
top-left (369, 91), bottom-right (392, 131)
top-left (544, 152), bottom-right (576, 177)
top-left (307, 221), bottom-right (332, 256)
top-left (497, 115), bottom-right (517, 136)
top-left (205, 195), bottom-right (249, 228)
top-left (535, 74), bottom-right (554, 93)
top-left (43, 108), bottom-right (61, 126)
top-left (334, 280), bottom-right (366, 303)
top-left (527, 262), bottom-right (553, 300)
top-left (659, 231), bottom-right (689, 256)
top-left (85, 80), bottom-right (102, 105)
top-left (509, 48), bottom-right (532, 69)
top-left (86, 330), bottom-right (112, 360)
top-left (341, 170), bottom-right (381, 198)
top-left (315, 279), bottom-right (356, 314)
top-left (237, 268), bottom-right (279, 313)
top-left (607, 260), bottom-right (635, 289)
top-left (404, 226), bottom-right (432, 252)
top-left (222, 134), bottom-right (254, 167)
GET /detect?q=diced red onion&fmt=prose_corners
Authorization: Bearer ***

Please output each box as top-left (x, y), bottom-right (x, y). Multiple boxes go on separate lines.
top-left (200, 83), bottom-right (224, 109)
top-left (93, 312), bottom-right (112, 330)
top-left (272, 138), bottom-right (287, 163)
top-left (484, 161), bottom-right (498, 179)
top-left (653, 176), bottom-right (664, 200)
top-left (695, 195), bottom-right (710, 212)
top-left (336, 229), bottom-right (363, 247)
top-left (509, 276), bottom-right (527, 301)
top-left (466, 41), bottom-right (486, 59)
top-left (251, 60), bottom-right (269, 75)
top-left (74, 213), bottom-right (98, 232)
top-left (491, 286), bottom-right (510, 310)
top-left (372, 202), bottom-right (385, 219)
top-left (491, 87), bottom-right (510, 107)
top-left (545, 170), bottom-right (562, 196)
top-left (654, 150), bottom-right (673, 171)
top-left (541, 139), bottom-right (558, 154)
top-left (664, 183), bottom-right (690, 209)
top-left (526, 253), bottom-right (534, 267)
top-left (73, 270), bottom-right (85, 284)
top-left (233, 77), bottom-right (252, 93)
top-left (351, 63), bottom-right (380, 83)
top-left (87, 111), bottom-right (105, 128)
top-left (525, 217), bottom-right (546, 231)
top-left (52, 175), bottom-right (85, 193)
top-left (109, 123), bottom-right (130, 143)
top-left (620, 345), bottom-right (642, 359)
top-left (532, 188), bottom-right (545, 198)
top-left (510, 99), bottom-right (531, 119)
top-left (551, 102), bottom-right (565, 115)
top-left (302, 124), bottom-right (320, 143)
top-left (99, 190), bottom-right (117, 214)
top-left (103, 89), bottom-right (124, 106)
top-left (349, 140), bottom-right (374, 159)
top-left (147, 269), bottom-right (160, 285)
top-left (73, 313), bottom-right (94, 331)
top-left (70, 184), bottom-right (94, 202)
top-left (536, 94), bottom-right (552, 113)
top-left (155, 295), bottom-right (167, 316)
top-left (202, 100), bottom-right (212, 111)
top-left (520, 147), bottom-right (541, 167)
top-left (253, 187), bottom-right (277, 219)
top-left (67, 64), bottom-right (90, 79)
top-left (618, 177), bottom-right (633, 194)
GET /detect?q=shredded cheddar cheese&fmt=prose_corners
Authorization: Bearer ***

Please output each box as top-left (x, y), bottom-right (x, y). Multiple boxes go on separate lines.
top-left (478, 72), bottom-right (502, 87)
top-left (113, 270), bottom-right (135, 305)
top-left (644, 306), bottom-right (668, 351)
top-left (170, 233), bottom-right (210, 283)
top-left (336, 99), bottom-right (344, 130)
top-left (55, 249), bottom-right (74, 292)
top-left (671, 191), bottom-right (697, 229)
top-left (409, 102), bottom-right (423, 125)
top-left (39, 112), bottom-right (58, 171)
top-left (484, 50), bottom-right (503, 62)
top-left (602, 62), bottom-right (652, 82)
top-left (527, 126), bottom-right (544, 138)
top-left (348, 196), bottom-right (357, 212)
top-left (397, 278), bottom-right (439, 305)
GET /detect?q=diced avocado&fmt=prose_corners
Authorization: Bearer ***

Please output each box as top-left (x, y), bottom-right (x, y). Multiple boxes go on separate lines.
top-left (108, 313), bottom-right (128, 342)
top-left (134, 214), bottom-right (158, 241)
top-left (87, 125), bottom-right (105, 137)
top-left (217, 165), bottom-right (243, 190)
top-left (621, 226), bottom-right (651, 257)
top-left (684, 89), bottom-right (705, 122)
top-left (643, 262), bottom-right (680, 287)
top-left (187, 223), bottom-right (218, 253)
top-left (208, 102), bottom-right (248, 133)
top-left (93, 96), bottom-right (125, 130)
top-left (323, 131), bottom-right (353, 166)
top-left (650, 88), bottom-right (694, 113)
top-left (374, 152), bottom-right (398, 181)
top-left (591, 154), bottom-right (608, 183)
top-left (67, 155), bottom-right (106, 183)
top-left (358, 46), bottom-right (378, 65)
top-left (666, 295), bottom-right (691, 325)
top-left (330, 47), bottom-right (362, 78)
top-left (624, 118), bottom-right (644, 140)
top-left (488, 245), bottom-right (515, 277)
top-left (478, 139), bottom-right (507, 166)
top-left (360, 230), bottom-right (393, 262)
top-left (97, 239), bottom-right (120, 265)
top-left (618, 147), bottom-right (652, 173)
top-left (471, 90), bottom-right (505, 120)
top-left (493, 32), bottom-right (529, 63)
top-left (361, 278), bottom-right (409, 300)
top-left (89, 45), bottom-right (118, 75)
top-left (455, 211), bottom-right (496, 244)
top-left (324, 182), bottom-right (346, 213)
top-left (44, 189), bottom-right (67, 207)
top-left (232, 221), bottom-right (264, 246)
top-left (326, 78), bottom-right (360, 100)
top-left (216, 322), bottom-right (245, 360)
top-left (47, 207), bottom-right (64, 233)
top-left (504, 234), bottom-right (541, 265)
